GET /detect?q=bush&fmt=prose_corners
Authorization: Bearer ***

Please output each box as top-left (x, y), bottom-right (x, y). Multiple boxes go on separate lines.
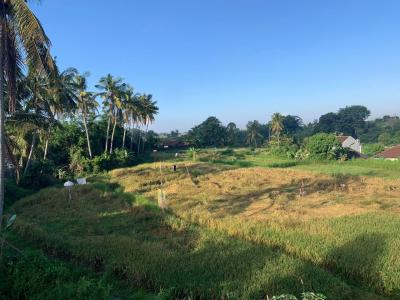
top-left (4, 179), bottom-right (35, 207)
top-left (0, 251), bottom-right (112, 299)
top-left (305, 133), bottom-right (345, 160)
top-left (363, 143), bottom-right (385, 156)
top-left (70, 148), bottom-right (136, 176)
top-left (20, 159), bottom-right (57, 188)
top-left (268, 136), bottom-right (299, 158)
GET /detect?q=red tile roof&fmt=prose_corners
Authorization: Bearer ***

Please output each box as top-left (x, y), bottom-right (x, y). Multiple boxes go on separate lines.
top-left (336, 136), bottom-right (350, 143)
top-left (377, 145), bottom-right (400, 159)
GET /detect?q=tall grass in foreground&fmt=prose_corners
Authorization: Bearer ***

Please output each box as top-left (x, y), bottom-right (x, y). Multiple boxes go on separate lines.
top-left (9, 185), bottom-right (380, 299)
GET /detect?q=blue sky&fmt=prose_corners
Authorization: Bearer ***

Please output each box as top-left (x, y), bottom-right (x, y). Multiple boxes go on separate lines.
top-left (32, 0), bottom-right (400, 132)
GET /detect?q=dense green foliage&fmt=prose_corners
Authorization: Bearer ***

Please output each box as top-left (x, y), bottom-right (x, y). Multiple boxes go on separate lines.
top-left (305, 133), bottom-right (344, 160)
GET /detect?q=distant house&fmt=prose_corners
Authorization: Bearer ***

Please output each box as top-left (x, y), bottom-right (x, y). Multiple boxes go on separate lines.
top-left (376, 145), bottom-right (400, 160)
top-left (336, 136), bottom-right (362, 153)
top-left (161, 139), bottom-right (187, 149)
top-left (4, 146), bottom-right (16, 177)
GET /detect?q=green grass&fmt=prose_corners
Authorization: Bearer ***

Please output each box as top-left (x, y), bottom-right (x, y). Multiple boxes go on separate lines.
top-left (0, 233), bottom-right (158, 300)
top-left (163, 147), bottom-right (400, 179)
top-left (8, 183), bottom-right (381, 299)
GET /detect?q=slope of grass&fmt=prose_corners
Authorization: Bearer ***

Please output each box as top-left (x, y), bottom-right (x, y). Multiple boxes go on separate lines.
top-left (9, 181), bottom-right (381, 299)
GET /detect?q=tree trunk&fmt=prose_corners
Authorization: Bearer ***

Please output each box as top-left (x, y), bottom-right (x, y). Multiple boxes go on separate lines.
top-left (110, 117), bottom-right (117, 154)
top-left (122, 125), bottom-right (126, 149)
top-left (105, 115), bottom-right (111, 153)
top-left (130, 124), bottom-right (134, 152)
top-left (0, 20), bottom-right (4, 231)
top-left (142, 123), bottom-right (149, 154)
top-left (137, 125), bottom-right (142, 156)
top-left (23, 134), bottom-right (36, 178)
top-left (82, 109), bottom-right (92, 159)
top-left (43, 131), bottom-right (49, 160)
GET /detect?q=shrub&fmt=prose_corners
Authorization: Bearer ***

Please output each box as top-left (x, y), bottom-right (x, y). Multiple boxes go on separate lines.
top-left (268, 136), bottom-right (299, 158)
top-left (20, 159), bottom-right (57, 188)
top-left (305, 133), bottom-right (344, 160)
top-left (69, 147), bottom-right (135, 176)
top-left (0, 251), bottom-right (112, 300)
top-left (4, 179), bottom-right (35, 207)
top-left (363, 143), bottom-right (385, 156)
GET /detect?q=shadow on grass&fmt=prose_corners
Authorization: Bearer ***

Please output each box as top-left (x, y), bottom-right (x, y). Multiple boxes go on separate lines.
top-left (206, 175), bottom-right (363, 216)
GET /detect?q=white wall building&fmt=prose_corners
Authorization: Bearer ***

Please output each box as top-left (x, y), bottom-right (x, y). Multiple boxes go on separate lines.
top-left (337, 136), bottom-right (362, 153)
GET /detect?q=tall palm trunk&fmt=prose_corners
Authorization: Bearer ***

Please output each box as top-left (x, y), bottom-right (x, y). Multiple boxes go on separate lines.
top-left (82, 100), bottom-right (92, 159)
top-left (43, 126), bottom-right (51, 160)
top-left (136, 124), bottom-right (142, 155)
top-left (0, 20), bottom-right (4, 231)
top-left (23, 134), bottom-right (36, 177)
top-left (129, 121), bottom-right (135, 152)
top-left (105, 115), bottom-right (111, 153)
top-left (142, 122), bottom-right (149, 153)
top-left (122, 125), bottom-right (126, 149)
top-left (110, 115), bottom-right (117, 154)
top-left (83, 113), bottom-right (92, 159)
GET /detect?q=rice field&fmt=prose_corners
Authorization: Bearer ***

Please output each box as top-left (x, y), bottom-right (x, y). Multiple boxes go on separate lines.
top-left (7, 154), bottom-right (400, 299)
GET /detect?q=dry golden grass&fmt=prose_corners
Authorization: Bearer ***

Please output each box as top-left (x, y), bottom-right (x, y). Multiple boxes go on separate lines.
top-left (109, 162), bottom-right (400, 297)
top-left (111, 162), bottom-right (400, 222)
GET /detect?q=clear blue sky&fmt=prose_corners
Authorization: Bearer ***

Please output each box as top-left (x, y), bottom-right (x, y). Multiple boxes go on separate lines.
top-left (32, 0), bottom-right (400, 132)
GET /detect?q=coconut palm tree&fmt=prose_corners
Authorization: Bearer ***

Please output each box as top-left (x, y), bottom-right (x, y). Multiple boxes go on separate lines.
top-left (138, 94), bottom-right (158, 154)
top-left (74, 72), bottom-right (97, 158)
top-left (246, 120), bottom-right (262, 148)
top-left (0, 0), bottom-right (54, 230)
top-left (96, 74), bottom-right (124, 153)
top-left (120, 85), bottom-right (135, 149)
top-left (270, 113), bottom-right (284, 146)
top-left (42, 66), bottom-right (77, 159)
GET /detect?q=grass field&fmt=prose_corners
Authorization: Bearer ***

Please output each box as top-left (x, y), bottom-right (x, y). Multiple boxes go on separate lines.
top-left (179, 147), bottom-right (400, 179)
top-left (6, 149), bottom-right (400, 299)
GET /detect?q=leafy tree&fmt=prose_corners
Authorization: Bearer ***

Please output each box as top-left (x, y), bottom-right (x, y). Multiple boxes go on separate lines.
top-left (317, 112), bottom-right (338, 133)
top-left (187, 116), bottom-right (226, 147)
top-left (336, 105), bottom-right (370, 137)
top-left (282, 115), bottom-right (303, 136)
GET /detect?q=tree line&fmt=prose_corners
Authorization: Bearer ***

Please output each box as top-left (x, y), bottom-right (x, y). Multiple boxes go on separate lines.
top-left (167, 105), bottom-right (397, 152)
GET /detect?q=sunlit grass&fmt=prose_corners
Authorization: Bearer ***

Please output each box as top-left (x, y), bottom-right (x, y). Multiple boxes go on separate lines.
top-left (10, 181), bottom-right (379, 299)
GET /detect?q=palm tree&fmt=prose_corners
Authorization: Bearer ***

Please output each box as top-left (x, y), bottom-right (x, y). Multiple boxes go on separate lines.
top-left (121, 85), bottom-right (135, 149)
top-left (246, 120), bottom-right (262, 148)
top-left (43, 66), bottom-right (77, 159)
top-left (0, 0), bottom-right (54, 229)
top-left (270, 113), bottom-right (284, 146)
top-left (96, 74), bottom-right (124, 154)
top-left (74, 72), bottom-right (97, 158)
top-left (138, 94), bottom-right (158, 154)
top-left (226, 122), bottom-right (237, 146)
